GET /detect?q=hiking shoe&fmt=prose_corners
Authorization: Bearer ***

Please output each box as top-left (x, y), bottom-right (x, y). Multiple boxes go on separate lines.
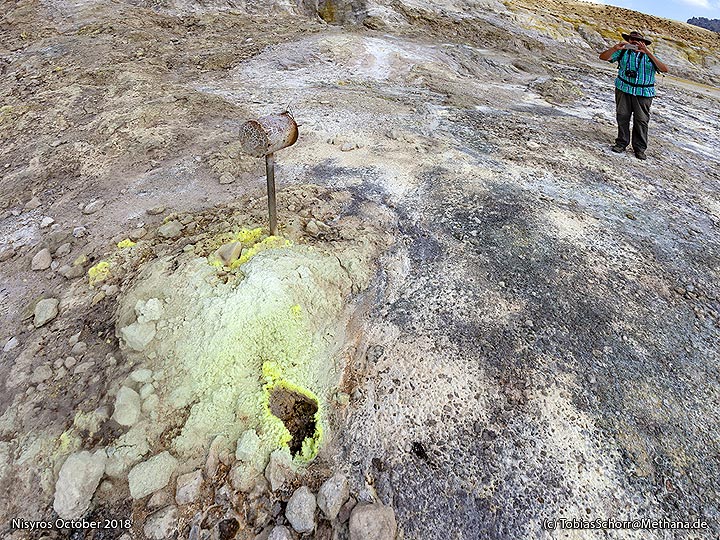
top-left (635, 150), bottom-right (647, 160)
top-left (611, 145), bottom-right (625, 153)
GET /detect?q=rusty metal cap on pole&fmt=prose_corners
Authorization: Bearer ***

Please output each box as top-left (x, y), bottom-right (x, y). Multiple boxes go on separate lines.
top-left (239, 111), bottom-right (298, 157)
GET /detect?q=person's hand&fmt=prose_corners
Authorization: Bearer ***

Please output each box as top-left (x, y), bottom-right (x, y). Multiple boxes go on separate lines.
top-left (637, 41), bottom-right (649, 53)
top-left (614, 42), bottom-right (627, 51)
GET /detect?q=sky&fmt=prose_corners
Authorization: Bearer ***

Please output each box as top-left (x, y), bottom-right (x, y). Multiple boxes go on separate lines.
top-left (580, 0), bottom-right (720, 22)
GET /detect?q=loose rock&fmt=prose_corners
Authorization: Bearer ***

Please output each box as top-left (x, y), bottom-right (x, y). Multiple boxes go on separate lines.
top-left (130, 368), bottom-right (153, 383)
top-left (349, 504), bottom-right (397, 540)
top-left (318, 473), bottom-right (349, 520)
top-left (56, 242), bottom-right (72, 257)
top-left (157, 220), bottom-right (183, 238)
top-left (268, 525), bottom-right (293, 540)
top-left (40, 216), bottom-right (55, 228)
top-left (120, 321), bottom-right (156, 351)
top-left (3, 336), bottom-right (19, 352)
top-left (72, 226), bottom-right (87, 238)
top-left (82, 199), bottom-right (105, 215)
top-left (340, 142), bottom-right (357, 152)
top-left (175, 469), bottom-right (203, 505)
top-left (59, 264), bottom-right (84, 279)
top-left (135, 298), bottom-right (163, 323)
top-left (219, 173), bottom-right (235, 184)
top-left (143, 505), bottom-right (178, 540)
top-left (216, 242), bottom-right (243, 266)
top-left (71, 341), bottom-right (88, 355)
top-left (0, 247), bottom-right (15, 262)
top-left (285, 486), bottom-right (316, 534)
top-left (31, 248), bottom-right (52, 270)
top-left (129, 227), bottom-right (147, 240)
top-left (34, 298), bottom-right (59, 328)
top-left (235, 429), bottom-right (260, 462)
top-left (24, 196), bottom-right (41, 210)
top-left (31, 364), bottom-right (53, 384)
top-left (53, 450), bottom-right (107, 520)
top-left (265, 448), bottom-right (295, 492)
top-left (147, 206), bottom-right (166, 215)
top-left (112, 386), bottom-right (142, 426)
top-left (128, 451), bottom-right (179, 499)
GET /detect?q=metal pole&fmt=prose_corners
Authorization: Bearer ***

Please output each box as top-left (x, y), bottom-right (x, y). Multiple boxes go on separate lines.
top-left (265, 152), bottom-right (277, 236)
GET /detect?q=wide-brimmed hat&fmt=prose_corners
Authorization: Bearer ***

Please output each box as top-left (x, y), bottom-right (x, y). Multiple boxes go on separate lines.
top-left (622, 31), bottom-right (652, 45)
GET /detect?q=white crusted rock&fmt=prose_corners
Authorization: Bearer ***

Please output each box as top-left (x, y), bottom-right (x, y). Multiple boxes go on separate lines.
top-left (235, 429), bottom-right (260, 462)
top-left (104, 424), bottom-right (150, 478)
top-left (82, 199), bottom-right (105, 215)
top-left (130, 368), bottom-right (153, 384)
top-left (112, 387), bottom-right (141, 426)
top-left (120, 321), bottom-right (156, 351)
top-left (135, 298), bottom-right (163, 323)
top-left (53, 450), bottom-right (107, 519)
top-left (128, 451), bottom-right (178, 499)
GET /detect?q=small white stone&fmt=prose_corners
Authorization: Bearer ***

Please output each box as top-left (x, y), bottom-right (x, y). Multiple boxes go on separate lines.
top-left (40, 216), bottom-right (55, 228)
top-left (139, 383), bottom-right (155, 400)
top-left (265, 448), bottom-right (295, 492)
top-left (53, 450), bottom-right (107, 520)
top-left (340, 142), bottom-right (357, 152)
top-left (120, 321), bottom-right (156, 351)
top-left (285, 486), bottom-right (316, 534)
top-left (128, 451), bottom-right (179, 499)
top-left (112, 387), bottom-right (142, 426)
top-left (3, 336), bottom-right (19, 352)
top-left (317, 473), bottom-right (349, 520)
top-left (235, 429), bottom-right (260, 462)
top-left (268, 525), bottom-right (293, 540)
top-left (142, 394), bottom-right (160, 413)
top-left (24, 196), bottom-right (41, 210)
top-left (130, 368), bottom-right (154, 383)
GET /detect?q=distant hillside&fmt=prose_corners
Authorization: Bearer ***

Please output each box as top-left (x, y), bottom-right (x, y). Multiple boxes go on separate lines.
top-left (688, 17), bottom-right (720, 32)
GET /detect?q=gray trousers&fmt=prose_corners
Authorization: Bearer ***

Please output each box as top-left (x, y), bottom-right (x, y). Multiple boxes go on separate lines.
top-left (615, 88), bottom-right (653, 152)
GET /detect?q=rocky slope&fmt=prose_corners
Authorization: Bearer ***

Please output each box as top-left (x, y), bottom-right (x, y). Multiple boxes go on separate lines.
top-left (1, 0), bottom-right (719, 539)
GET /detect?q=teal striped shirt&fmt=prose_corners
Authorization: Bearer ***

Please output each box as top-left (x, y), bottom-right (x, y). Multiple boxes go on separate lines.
top-left (609, 49), bottom-right (658, 97)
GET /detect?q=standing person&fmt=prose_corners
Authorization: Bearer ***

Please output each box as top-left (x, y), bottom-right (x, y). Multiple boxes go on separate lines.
top-left (599, 31), bottom-right (668, 160)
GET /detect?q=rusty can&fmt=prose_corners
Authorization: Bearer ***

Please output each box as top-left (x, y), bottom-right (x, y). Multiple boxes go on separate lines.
top-left (239, 112), bottom-right (299, 158)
